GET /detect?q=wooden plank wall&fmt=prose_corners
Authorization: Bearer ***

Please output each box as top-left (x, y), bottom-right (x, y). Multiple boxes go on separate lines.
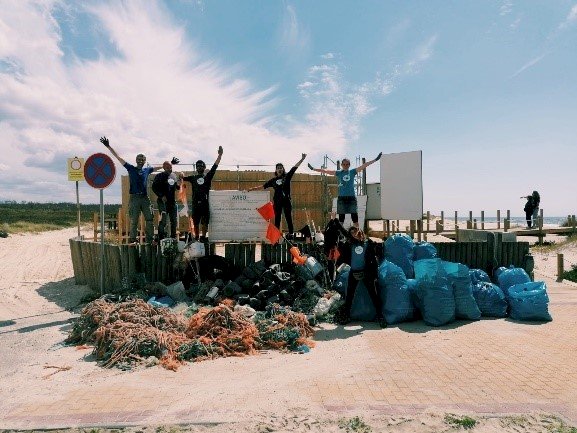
top-left (122, 170), bottom-right (332, 233)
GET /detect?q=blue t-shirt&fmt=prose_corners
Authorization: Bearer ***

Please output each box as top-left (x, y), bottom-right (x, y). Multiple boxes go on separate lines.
top-left (124, 163), bottom-right (154, 195)
top-left (350, 240), bottom-right (368, 271)
top-left (336, 169), bottom-right (357, 197)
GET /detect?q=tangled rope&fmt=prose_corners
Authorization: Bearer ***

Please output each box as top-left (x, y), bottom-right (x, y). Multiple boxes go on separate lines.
top-left (67, 299), bottom-right (315, 370)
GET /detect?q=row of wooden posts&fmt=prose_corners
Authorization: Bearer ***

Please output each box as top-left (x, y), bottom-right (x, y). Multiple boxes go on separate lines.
top-left (69, 237), bottom-right (532, 292)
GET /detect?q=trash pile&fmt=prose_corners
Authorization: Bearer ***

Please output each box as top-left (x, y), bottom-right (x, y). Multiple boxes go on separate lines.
top-left (67, 298), bottom-right (315, 371)
top-left (344, 233), bottom-right (552, 326)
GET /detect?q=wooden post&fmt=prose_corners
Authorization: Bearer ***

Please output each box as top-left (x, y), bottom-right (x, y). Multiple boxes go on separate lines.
top-left (455, 226), bottom-right (460, 242)
top-left (481, 211), bottom-right (485, 230)
top-left (557, 253), bottom-right (564, 282)
top-left (538, 209), bottom-right (544, 244)
top-left (139, 214), bottom-right (145, 244)
top-left (117, 209), bottom-right (123, 243)
top-left (505, 209), bottom-right (511, 232)
top-left (396, 220), bottom-right (400, 234)
top-left (417, 219), bottom-right (422, 242)
top-left (469, 211), bottom-right (473, 225)
top-left (474, 218), bottom-right (478, 230)
top-left (440, 211), bottom-right (445, 232)
top-left (426, 211), bottom-right (430, 232)
top-left (409, 220), bottom-right (415, 239)
top-left (93, 212), bottom-right (98, 241)
top-left (497, 209), bottom-right (501, 230)
top-left (435, 220), bottom-right (441, 235)
top-left (572, 215), bottom-right (576, 235)
top-left (454, 211), bottom-right (458, 229)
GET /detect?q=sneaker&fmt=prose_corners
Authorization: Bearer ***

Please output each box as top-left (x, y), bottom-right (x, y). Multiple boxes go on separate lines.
top-left (377, 317), bottom-right (387, 328)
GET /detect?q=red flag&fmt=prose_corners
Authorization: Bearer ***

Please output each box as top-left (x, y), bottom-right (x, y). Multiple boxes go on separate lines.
top-left (266, 223), bottom-right (282, 244)
top-left (257, 202), bottom-right (275, 220)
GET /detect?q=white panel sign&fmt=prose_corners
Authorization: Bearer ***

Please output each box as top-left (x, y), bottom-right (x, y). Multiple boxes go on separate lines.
top-left (365, 183), bottom-right (381, 220)
top-left (209, 190), bottom-right (270, 242)
top-left (331, 195), bottom-right (368, 230)
top-left (380, 150), bottom-right (423, 220)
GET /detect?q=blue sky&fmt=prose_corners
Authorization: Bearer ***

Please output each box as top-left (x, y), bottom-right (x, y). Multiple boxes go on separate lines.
top-left (0, 0), bottom-right (575, 216)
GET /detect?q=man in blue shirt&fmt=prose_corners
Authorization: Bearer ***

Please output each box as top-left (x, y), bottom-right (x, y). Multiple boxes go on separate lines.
top-left (308, 152), bottom-right (382, 227)
top-left (100, 136), bottom-right (178, 244)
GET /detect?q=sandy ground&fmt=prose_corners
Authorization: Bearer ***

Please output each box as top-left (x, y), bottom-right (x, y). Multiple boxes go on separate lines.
top-left (1, 227), bottom-right (576, 433)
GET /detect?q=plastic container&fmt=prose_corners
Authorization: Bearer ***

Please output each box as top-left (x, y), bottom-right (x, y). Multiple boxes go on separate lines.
top-left (184, 242), bottom-right (206, 260)
top-left (305, 256), bottom-right (323, 278)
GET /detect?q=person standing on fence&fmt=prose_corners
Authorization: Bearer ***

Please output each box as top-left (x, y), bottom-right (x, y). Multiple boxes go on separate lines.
top-left (522, 195), bottom-right (534, 229)
top-left (531, 190), bottom-right (541, 227)
top-left (246, 154), bottom-right (307, 239)
top-left (152, 161), bottom-right (181, 241)
top-left (182, 146), bottom-right (223, 241)
top-left (338, 225), bottom-right (386, 328)
top-left (308, 153), bottom-right (382, 227)
top-left (100, 136), bottom-right (179, 244)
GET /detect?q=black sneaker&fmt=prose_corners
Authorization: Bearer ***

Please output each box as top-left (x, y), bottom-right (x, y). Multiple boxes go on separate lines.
top-left (377, 317), bottom-right (387, 328)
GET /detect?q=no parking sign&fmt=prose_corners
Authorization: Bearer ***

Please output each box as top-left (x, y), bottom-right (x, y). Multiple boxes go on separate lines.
top-left (84, 153), bottom-right (116, 189)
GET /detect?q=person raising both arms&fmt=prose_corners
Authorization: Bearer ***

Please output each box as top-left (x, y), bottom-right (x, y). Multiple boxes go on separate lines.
top-left (308, 152), bottom-right (382, 227)
top-left (182, 146), bottom-right (223, 241)
top-left (246, 153), bottom-right (307, 239)
top-left (100, 136), bottom-right (179, 245)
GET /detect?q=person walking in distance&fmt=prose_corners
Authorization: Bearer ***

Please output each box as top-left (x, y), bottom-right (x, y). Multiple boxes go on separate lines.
top-left (151, 161), bottom-right (181, 241)
top-left (308, 153), bottom-right (382, 227)
top-left (182, 146), bottom-right (223, 241)
top-left (100, 136), bottom-right (179, 244)
top-left (247, 154), bottom-right (306, 239)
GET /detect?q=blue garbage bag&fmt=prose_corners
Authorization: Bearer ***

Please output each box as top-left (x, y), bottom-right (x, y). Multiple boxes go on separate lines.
top-left (508, 282), bottom-right (552, 322)
top-left (469, 269), bottom-right (491, 285)
top-left (443, 261), bottom-right (481, 321)
top-left (413, 242), bottom-right (438, 261)
top-left (497, 266), bottom-right (531, 298)
top-left (384, 234), bottom-right (415, 278)
top-left (378, 260), bottom-right (415, 324)
top-left (350, 279), bottom-right (377, 321)
top-left (332, 268), bottom-right (349, 296)
top-left (147, 296), bottom-right (175, 308)
top-left (414, 259), bottom-right (455, 326)
top-left (471, 282), bottom-right (508, 317)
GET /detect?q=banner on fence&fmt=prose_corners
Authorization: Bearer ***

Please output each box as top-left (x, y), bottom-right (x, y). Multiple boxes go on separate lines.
top-left (209, 190), bottom-right (270, 242)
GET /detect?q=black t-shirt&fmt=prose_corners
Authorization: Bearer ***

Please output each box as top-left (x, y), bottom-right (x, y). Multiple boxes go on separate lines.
top-left (151, 171), bottom-right (179, 204)
top-left (183, 164), bottom-right (218, 202)
top-left (263, 166), bottom-right (297, 202)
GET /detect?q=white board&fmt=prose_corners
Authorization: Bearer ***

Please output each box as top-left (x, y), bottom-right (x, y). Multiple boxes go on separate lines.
top-left (380, 151), bottom-right (423, 220)
top-left (365, 183), bottom-right (381, 220)
top-left (209, 190), bottom-right (270, 242)
top-left (331, 195), bottom-right (367, 230)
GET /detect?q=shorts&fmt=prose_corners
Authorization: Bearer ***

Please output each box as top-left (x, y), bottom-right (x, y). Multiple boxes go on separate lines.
top-left (337, 196), bottom-right (357, 214)
top-left (191, 200), bottom-right (210, 225)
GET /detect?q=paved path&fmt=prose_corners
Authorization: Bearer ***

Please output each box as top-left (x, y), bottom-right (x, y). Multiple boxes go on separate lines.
top-left (1, 274), bottom-right (576, 429)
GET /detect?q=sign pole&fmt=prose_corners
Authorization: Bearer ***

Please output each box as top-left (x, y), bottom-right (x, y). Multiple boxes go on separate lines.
top-left (76, 181), bottom-right (81, 238)
top-left (100, 189), bottom-right (105, 296)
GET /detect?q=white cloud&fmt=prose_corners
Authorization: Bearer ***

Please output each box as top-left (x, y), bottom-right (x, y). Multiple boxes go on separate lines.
top-left (321, 53), bottom-right (334, 59)
top-left (510, 54), bottom-right (546, 78)
top-left (559, 4), bottom-right (577, 29)
top-left (500, 0), bottom-right (513, 16)
top-left (0, 0), bottom-right (352, 203)
top-left (279, 4), bottom-right (309, 53)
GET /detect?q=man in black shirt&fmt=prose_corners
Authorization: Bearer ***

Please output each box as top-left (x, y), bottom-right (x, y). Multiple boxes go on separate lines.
top-left (152, 161), bottom-right (180, 240)
top-left (247, 153), bottom-right (306, 238)
top-left (183, 146), bottom-right (223, 241)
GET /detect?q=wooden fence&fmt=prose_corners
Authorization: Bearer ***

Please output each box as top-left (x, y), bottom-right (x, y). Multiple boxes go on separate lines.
top-left (70, 237), bottom-right (531, 292)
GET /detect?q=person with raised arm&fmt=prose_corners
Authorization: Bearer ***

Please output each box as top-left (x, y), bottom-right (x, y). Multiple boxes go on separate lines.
top-left (100, 136), bottom-right (179, 244)
top-left (246, 153), bottom-right (306, 239)
top-left (182, 146), bottom-right (223, 241)
top-left (308, 153), bottom-right (382, 227)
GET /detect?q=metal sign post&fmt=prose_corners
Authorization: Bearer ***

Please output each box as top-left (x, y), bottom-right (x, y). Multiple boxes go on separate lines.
top-left (68, 157), bottom-right (85, 238)
top-left (84, 153), bottom-right (116, 296)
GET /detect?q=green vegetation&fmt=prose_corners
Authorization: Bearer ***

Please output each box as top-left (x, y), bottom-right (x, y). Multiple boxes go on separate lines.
top-left (0, 201), bottom-right (121, 234)
top-left (563, 263), bottom-right (577, 284)
top-left (338, 416), bottom-right (372, 433)
top-left (444, 414), bottom-right (477, 429)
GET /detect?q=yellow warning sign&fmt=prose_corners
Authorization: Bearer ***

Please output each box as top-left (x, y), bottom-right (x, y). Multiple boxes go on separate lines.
top-left (68, 157), bottom-right (85, 181)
